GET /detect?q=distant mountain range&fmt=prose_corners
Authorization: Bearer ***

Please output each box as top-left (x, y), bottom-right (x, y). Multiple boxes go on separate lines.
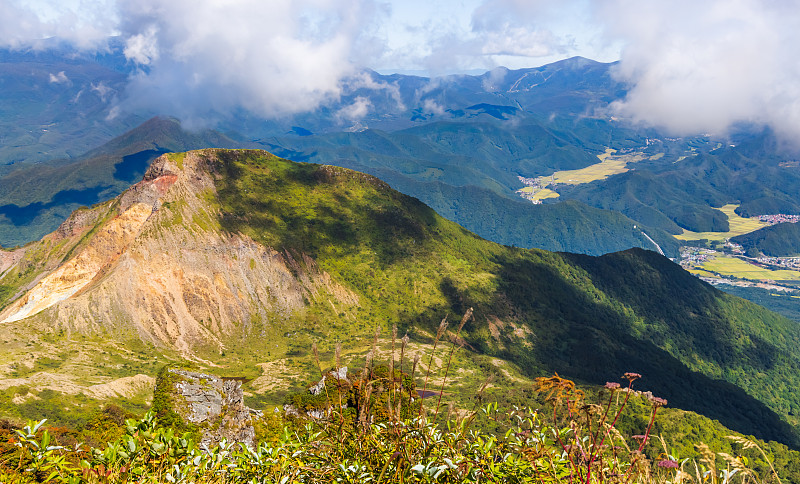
top-left (3, 45), bottom-right (800, 318)
top-left (0, 50), bottom-right (668, 255)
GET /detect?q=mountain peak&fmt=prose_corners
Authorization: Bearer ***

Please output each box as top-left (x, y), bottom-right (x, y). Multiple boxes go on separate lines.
top-left (0, 149), bottom-right (358, 353)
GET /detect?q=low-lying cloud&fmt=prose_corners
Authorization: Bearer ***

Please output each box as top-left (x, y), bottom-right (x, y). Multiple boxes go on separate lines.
top-left (115, 0), bottom-right (387, 126)
top-left (5, 0), bottom-right (800, 141)
top-left (5, 0), bottom-right (387, 126)
top-left (0, 0), bottom-right (116, 50)
top-left (597, 0), bottom-right (800, 140)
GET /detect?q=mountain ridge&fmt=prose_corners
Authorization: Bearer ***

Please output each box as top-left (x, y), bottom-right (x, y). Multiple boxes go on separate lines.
top-left (2, 149), bottom-right (800, 448)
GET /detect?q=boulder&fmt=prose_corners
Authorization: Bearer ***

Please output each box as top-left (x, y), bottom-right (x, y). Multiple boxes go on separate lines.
top-left (154, 368), bottom-right (257, 449)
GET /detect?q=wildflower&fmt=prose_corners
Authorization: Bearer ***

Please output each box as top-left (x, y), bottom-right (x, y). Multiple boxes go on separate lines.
top-left (649, 395), bottom-right (668, 407)
top-left (604, 382), bottom-right (621, 390)
top-left (622, 372), bottom-right (642, 381)
top-left (657, 459), bottom-right (679, 468)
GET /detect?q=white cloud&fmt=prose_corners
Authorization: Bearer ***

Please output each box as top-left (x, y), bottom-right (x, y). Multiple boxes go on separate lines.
top-left (336, 96), bottom-right (372, 121)
top-left (6, 0), bottom-right (800, 143)
top-left (423, 98), bottom-right (445, 115)
top-left (91, 81), bottom-right (114, 102)
top-left (596, 0), bottom-right (800, 140)
top-left (123, 25), bottom-right (158, 65)
top-left (482, 66), bottom-right (507, 92)
top-left (0, 0), bottom-right (116, 50)
top-left (344, 71), bottom-right (405, 111)
top-left (48, 71), bottom-right (69, 83)
top-left (114, 0), bottom-right (387, 125)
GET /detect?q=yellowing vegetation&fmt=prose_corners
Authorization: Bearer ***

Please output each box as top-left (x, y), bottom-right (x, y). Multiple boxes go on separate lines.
top-left (547, 149), bottom-right (647, 186)
top-left (700, 255), bottom-right (800, 281)
top-left (531, 188), bottom-right (560, 201)
top-left (676, 204), bottom-right (769, 241)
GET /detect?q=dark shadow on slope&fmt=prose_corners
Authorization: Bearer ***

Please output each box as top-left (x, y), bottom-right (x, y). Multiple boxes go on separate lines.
top-left (562, 248), bottom-right (797, 373)
top-left (465, 104), bottom-right (519, 120)
top-left (478, 249), bottom-right (800, 448)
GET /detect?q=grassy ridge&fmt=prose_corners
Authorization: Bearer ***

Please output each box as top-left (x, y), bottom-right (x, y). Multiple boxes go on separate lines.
top-left (262, 120), bottom-right (679, 257)
top-left (206, 150), bottom-right (800, 446)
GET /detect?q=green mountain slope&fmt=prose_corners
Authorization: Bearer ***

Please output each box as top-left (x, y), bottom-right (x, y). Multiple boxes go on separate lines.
top-left (263, 120), bottom-right (679, 256)
top-left (383, 174), bottom-right (680, 255)
top-left (2, 149), bottom-right (799, 449)
top-left (731, 222), bottom-right (800, 256)
top-left (208, 150), bottom-right (800, 444)
top-left (562, 131), bottom-right (800, 237)
top-left (561, 168), bottom-right (731, 233)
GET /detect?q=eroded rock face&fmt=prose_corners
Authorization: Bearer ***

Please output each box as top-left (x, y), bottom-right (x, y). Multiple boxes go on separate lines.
top-left (160, 368), bottom-right (256, 449)
top-left (0, 150), bottom-right (358, 357)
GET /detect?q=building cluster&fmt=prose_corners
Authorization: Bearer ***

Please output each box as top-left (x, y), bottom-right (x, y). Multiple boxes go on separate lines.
top-left (516, 175), bottom-right (549, 204)
top-left (754, 256), bottom-right (800, 270)
top-left (679, 248), bottom-right (716, 266)
top-left (756, 214), bottom-right (800, 224)
top-left (724, 241), bottom-right (745, 254)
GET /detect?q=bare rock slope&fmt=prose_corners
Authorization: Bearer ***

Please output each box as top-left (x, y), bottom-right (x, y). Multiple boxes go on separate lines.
top-left (0, 150), bottom-right (356, 357)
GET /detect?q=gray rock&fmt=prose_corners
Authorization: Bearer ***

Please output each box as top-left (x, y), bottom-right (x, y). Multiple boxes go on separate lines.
top-left (161, 368), bottom-right (256, 449)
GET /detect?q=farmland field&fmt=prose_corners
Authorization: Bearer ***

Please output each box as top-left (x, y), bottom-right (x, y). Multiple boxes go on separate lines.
top-left (700, 255), bottom-right (800, 281)
top-left (686, 268), bottom-right (717, 277)
top-left (520, 148), bottom-right (656, 203)
top-left (676, 204), bottom-right (769, 241)
top-left (531, 188), bottom-right (560, 201)
top-left (547, 148), bottom-right (648, 186)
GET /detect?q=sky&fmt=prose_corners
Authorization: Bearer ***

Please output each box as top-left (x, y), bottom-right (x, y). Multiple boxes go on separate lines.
top-left (3, 0), bottom-right (800, 140)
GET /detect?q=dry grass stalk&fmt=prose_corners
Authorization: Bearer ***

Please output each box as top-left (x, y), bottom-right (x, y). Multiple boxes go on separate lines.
top-left (389, 325), bottom-right (397, 420)
top-left (417, 316), bottom-right (448, 422)
top-left (433, 308), bottom-right (473, 423)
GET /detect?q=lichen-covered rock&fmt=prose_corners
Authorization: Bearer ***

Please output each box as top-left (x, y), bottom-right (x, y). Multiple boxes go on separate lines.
top-left (155, 367), bottom-right (256, 449)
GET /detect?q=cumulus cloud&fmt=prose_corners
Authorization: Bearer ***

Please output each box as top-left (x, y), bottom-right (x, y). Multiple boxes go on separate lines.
top-left (336, 96), bottom-right (372, 121)
top-left (114, 0), bottom-right (388, 126)
top-left (596, 0), bottom-right (800, 140)
top-left (423, 98), bottom-right (445, 115)
top-left (3, 0), bottom-right (388, 125)
top-left (6, 0), bottom-right (800, 143)
top-left (344, 71), bottom-right (405, 111)
top-left (377, 0), bottom-right (584, 76)
top-left (0, 0), bottom-right (116, 50)
top-left (122, 25), bottom-right (158, 65)
top-left (48, 71), bottom-right (69, 83)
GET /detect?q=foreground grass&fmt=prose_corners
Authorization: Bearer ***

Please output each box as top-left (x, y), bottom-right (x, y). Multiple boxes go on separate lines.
top-left (0, 368), bottom-right (789, 484)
